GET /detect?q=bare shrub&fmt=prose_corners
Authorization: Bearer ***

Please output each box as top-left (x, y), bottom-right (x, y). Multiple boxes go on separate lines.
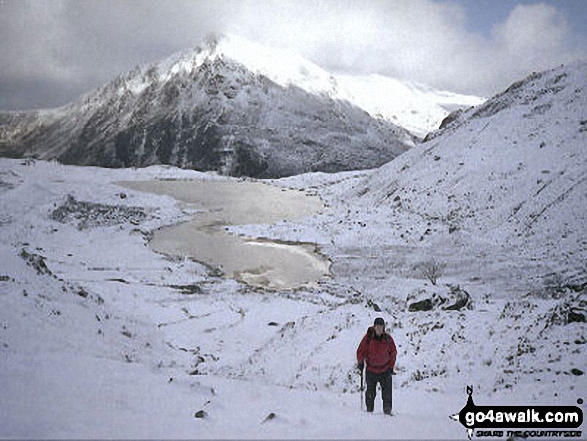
top-left (420, 259), bottom-right (446, 285)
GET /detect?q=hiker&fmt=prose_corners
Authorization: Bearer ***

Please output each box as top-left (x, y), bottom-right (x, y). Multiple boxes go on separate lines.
top-left (356, 317), bottom-right (397, 414)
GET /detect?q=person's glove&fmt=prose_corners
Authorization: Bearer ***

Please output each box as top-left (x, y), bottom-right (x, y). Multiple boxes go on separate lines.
top-left (357, 362), bottom-right (364, 374)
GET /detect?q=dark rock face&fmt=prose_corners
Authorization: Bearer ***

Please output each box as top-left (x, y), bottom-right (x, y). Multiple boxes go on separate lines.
top-left (437, 108), bottom-right (463, 131)
top-left (568, 310), bottom-right (585, 324)
top-left (408, 298), bottom-right (434, 312)
top-left (407, 285), bottom-right (473, 312)
top-left (0, 43), bottom-right (414, 178)
top-left (443, 287), bottom-right (472, 311)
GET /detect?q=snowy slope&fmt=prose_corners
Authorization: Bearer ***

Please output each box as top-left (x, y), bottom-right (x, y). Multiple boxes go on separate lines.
top-left (1, 62), bottom-right (585, 439)
top-left (332, 74), bottom-right (485, 139)
top-left (197, 35), bottom-right (485, 139)
top-left (361, 61), bottom-right (587, 289)
top-left (251, 62), bottom-right (586, 295)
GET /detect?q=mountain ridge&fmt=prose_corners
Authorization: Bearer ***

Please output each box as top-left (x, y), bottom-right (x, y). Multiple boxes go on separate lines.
top-left (0, 34), bottom-right (482, 177)
top-left (0, 35), bottom-right (411, 177)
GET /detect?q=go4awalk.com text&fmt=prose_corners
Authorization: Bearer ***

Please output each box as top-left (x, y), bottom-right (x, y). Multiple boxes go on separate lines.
top-left (467, 407), bottom-right (581, 427)
top-left (450, 386), bottom-right (584, 440)
top-left (475, 430), bottom-right (582, 438)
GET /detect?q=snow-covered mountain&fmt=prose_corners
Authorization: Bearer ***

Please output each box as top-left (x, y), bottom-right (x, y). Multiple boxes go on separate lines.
top-left (0, 61), bottom-right (585, 438)
top-left (0, 35), bottom-right (416, 178)
top-left (0, 34), bottom-right (484, 178)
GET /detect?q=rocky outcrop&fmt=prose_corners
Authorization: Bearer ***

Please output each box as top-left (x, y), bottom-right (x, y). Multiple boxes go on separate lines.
top-left (407, 284), bottom-right (473, 312)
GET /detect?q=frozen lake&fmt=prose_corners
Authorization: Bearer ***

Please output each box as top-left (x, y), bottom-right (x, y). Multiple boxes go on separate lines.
top-left (119, 179), bottom-right (330, 290)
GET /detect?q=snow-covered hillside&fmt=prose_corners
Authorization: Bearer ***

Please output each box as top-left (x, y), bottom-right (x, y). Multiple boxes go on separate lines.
top-left (361, 61), bottom-right (587, 291)
top-left (1, 62), bottom-right (585, 438)
top-left (239, 61), bottom-right (586, 303)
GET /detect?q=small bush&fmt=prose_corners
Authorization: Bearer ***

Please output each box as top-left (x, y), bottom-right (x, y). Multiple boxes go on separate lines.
top-left (420, 259), bottom-right (446, 285)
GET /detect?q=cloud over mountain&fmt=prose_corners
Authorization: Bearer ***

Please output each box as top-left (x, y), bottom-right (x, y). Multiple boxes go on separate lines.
top-left (1, 0), bottom-right (584, 110)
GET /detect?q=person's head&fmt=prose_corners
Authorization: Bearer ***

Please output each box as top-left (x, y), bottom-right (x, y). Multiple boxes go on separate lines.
top-left (373, 317), bottom-right (385, 336)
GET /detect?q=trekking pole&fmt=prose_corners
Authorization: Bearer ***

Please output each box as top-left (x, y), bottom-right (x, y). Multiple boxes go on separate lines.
top-left (390, 369), bottom-right (393, 414)
top-left (360, 365), bottom-right (364, 411)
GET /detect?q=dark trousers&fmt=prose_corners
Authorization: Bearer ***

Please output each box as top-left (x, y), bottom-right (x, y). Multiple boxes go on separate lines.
top-left (365, 369), bottom-right (392, 414)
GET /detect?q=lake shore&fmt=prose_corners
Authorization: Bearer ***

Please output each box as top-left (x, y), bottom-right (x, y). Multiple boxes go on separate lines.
top-left (118, 179), bottom-right (330, 290)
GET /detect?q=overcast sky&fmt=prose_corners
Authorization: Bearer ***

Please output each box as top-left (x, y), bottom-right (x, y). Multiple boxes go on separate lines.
top-left (1, 0), bottom-right (586, 111)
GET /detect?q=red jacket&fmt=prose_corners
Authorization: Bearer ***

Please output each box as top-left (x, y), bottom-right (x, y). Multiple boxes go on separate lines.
top-left (357, 327), bottom-right (397, 374)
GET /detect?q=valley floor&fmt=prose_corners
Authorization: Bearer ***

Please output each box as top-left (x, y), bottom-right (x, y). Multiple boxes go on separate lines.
top-left (0, 159), bottom-right (584, 439)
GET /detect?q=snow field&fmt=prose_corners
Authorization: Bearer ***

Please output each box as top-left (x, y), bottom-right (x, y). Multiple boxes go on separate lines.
top-left (1, 156), bottom-right (584, 438)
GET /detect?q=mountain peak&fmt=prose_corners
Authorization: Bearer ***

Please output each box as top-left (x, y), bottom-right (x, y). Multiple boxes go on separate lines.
top-left (199, 33), bottom-right (338, 95)
top-left (211, 35), bottom-right (485, 137)
top-left (92, 34), bottom-right (484, 138)
top-left (0, 34), bottom-right (488, 176)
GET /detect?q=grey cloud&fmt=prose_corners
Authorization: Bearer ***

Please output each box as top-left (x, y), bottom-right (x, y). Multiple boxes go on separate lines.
top-left (0, 0), bottom-right (585, 110)
top-left (0, 76), bottom-right (84, 111)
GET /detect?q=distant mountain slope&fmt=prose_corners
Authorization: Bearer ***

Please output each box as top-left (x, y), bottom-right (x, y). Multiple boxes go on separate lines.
top-left (331, 74), bottom-right (484, 139)
top-left (0, 35), bottom-right (417, 178)
top-left (360, 61), bottom-right (587, 285)
top-left (274, 62), bottom-right (585, 294)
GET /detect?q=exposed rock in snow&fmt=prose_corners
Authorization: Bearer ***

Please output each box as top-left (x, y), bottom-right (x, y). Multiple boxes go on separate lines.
top-left (407, 284), bottom-right (472, 312)
top-left (50, 194), bottom-right (148, 229)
